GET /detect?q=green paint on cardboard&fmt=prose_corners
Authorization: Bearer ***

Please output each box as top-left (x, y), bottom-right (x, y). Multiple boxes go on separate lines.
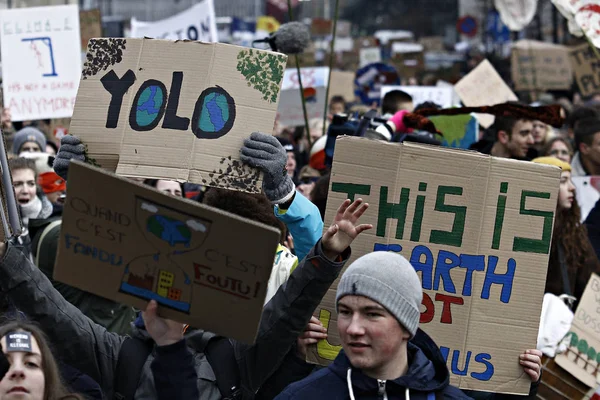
top-left (237, 49), bottom-right (287, 103)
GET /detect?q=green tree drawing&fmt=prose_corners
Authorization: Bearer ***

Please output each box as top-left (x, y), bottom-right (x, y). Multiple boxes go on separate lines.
top-left (236, 49), bottom-right (287, 104)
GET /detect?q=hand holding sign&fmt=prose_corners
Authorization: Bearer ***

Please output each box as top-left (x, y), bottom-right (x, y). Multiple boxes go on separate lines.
top-left (520, 349), bottom-right (543, 382)
top-left (142, 300), bottom-right (186, 347)
top-left (322, 199), bottom-right (373, 261)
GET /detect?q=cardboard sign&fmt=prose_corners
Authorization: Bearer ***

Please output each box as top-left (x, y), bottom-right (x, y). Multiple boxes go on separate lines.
top-left (328, 71), bottom-right (355, 103)
top-left (71, 38), bottom-right (287, 191)
top-left (359, 48), bottom-right (382, 68)
top-left (129, 0), bottom-right (217, 42)
top-left (555, 274), bottom-right (600, 387)
top-left (455, 59), bottom-right (518, 129)
top-left (79, 9), bottom-right (102, 51)
top-left (0, 5), bottom-right (82, 121)
top-left (570, 43), bottom-right (600, 97)
top-left (511, 40), bottom-right (573, 91)
top-left (381, 85), bottom-right (455, 109)
top-left (55, 161), bottom-right (280, 344)
top-left (278, 67), bottom-right (328, 127)
top-left (307, 137), bottom-right (559, 394)
top-left (311, 18), bottom-right (332, 36)
top-left (336, 20), bottom-right (352, 37)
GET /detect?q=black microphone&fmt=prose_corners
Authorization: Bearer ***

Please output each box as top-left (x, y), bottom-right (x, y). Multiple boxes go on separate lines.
top-left (252, 22), bottom-right (310, 54)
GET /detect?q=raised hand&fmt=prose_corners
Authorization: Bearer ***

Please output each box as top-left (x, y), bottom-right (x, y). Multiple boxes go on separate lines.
top-left (142, 300), bottom-right (185, 347)
top-left (53, 135), bottom-right (85, 180)
top-left (321, 198), bottom-right (372, 261)
top-left (296, 316), bottom-right (327, 359)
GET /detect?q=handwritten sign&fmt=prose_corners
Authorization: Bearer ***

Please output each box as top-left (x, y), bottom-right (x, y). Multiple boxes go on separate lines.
top-left (79, 9), bottom-right (102, 51)
top-left (54, 161), bottom-right (280, 344)
top-left (129, 0), bottom-right (217, 42)
top-left (307, 137), bottom-right (559, 394)
top-left (381, 85), bottom-right (455, 109)
top-left (359, 47), bottom-right (382, 68)
top-left (70, 38), bottom-right (287, 191)
top-left (570, 43), bottom-right (600, 97)
top-left (0, 5), bottom-right (82, 121)
top-left (278, 67), bottom-right (328, 127)
top-left (455, 59), bottom-right (518, 129)
top-left (556, 274), bottom-right (600, 387)
top-left (511, 40), bottom-right (573, 91)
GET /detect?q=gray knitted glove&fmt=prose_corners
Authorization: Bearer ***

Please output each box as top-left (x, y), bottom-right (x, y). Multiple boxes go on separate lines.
top-left (53, 135), bottom-right (86, 180)
top-left (240, 132), bottom-right (295, 204)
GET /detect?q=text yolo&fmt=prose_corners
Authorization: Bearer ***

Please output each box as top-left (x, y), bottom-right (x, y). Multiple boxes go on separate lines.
top-left (101, 69), bottom-right (236, 139)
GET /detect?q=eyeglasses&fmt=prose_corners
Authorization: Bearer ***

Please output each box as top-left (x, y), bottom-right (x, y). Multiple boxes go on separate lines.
top-left (549, 149), bottom-right (571, 157)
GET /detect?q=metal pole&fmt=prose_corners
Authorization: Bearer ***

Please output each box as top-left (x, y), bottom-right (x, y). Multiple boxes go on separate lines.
top-left (322, 0), bottom-right (340, 138)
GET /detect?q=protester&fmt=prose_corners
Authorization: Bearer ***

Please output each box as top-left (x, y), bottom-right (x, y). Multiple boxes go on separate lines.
top-left (328, 95), bottom-right (346, 117)
top-left (571, 116), bottom-right (600, 176)
top-left (532, 157), bottom-right (600, 305)
top-left (141, 300), bottom-right (200, 400)
top-left (310, 173), bottom-right (331, 221)
top-left (381, 90), bottom-right (414, 117)
top-left (0, 321), bottom-right (88, 400)
top-left (565, 106), bottom-right (598, 143)
top-left (241, 132), bottom-right (324, 262)
top-left (531, 120), bottom-right (553, 153)
top-left (20, 152), bottom-right (66, 213)
top-left (470, 115), bottom-right (535, 160)
top-left (143, 179), bottom-right (184, 197)
top-left (276, 137), bottom-right (298, 183)
top-left (542, 137), bottom-right (573, 164)
top-left (277, 250), bottom-right (542, 400)
top-left (296, 166), bottom-right (321, 199)
top-left (9, 157), bottom-right (53, 257)
top-left (12, 127), bottom-right (47, 155)
top-left (45, 142), bottom-right (58, 157)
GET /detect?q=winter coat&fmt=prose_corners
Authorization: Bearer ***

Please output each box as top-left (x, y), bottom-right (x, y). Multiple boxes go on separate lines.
top-left (0, 240), bottom-right (350, 400)
top-left (275, 192), bottom-right (324, 262)
top-left (150, 339), bottom-right (199, 400)
top-left (276, 329), bottom-right (472, 400)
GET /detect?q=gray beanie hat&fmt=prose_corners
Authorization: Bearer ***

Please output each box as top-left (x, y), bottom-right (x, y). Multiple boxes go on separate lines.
top-left (336, 252), bottom-right (422, 337)
top-left (12, 127), bottom-right (47, 155)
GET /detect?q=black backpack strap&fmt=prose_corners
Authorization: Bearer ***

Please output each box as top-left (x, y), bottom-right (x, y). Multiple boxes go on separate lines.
top-left (205, 337), bottom-right (242, 400)
top-left (113, 337), bottom-right (153, 400)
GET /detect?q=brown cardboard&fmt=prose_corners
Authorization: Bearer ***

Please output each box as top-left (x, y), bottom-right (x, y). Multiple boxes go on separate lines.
top-left (454, 59), bottom-right (518, 129)
top-left (311, 18), bottom-right (332, 36)
top-left (419, 36), bottom-right (445, 52)
top-left (328, 71), bottom-right (355, 103)
top-left (79, 9), bottom-right (102, 51)
top-left (511, 40), bottom-right (573, 91)
top-left (555, 273), bottom-right (600, 387)
top-left (54, 161), bottom-right (280, 344)
top-left (307, 137), bottom-right (559, 394)
top-left (570, 43), bottom-right (600, 97)
top-left (71, 38), bottom-right (287, 192)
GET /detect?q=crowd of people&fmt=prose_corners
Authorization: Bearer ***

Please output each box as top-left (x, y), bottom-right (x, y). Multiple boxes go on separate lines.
top-left (0, 54), bottom-right (598, 400)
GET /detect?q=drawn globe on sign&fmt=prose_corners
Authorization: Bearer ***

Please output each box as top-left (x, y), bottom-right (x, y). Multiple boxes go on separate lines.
top-left (192, 86), bottom-right (236, 139)
top-left (147, 215), bottom-right (192, 247)
top-left (130, 80), bottom-right (167, 131)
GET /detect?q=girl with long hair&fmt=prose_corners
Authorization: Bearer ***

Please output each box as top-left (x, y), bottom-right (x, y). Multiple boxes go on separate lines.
top-left (532, 157), bottom-right (600, 304)
top-left (0, 321), bottom-right (83, 400)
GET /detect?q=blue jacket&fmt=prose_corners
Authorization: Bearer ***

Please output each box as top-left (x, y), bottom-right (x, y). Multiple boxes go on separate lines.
top-left (275, 193), bottom-right (324, 262)
top-left (150, 340), bottom-right (199, 400)
top-left (276, 329), bottom-right (471, 400)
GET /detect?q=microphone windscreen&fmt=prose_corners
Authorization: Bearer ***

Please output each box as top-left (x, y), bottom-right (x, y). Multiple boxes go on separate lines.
top-left (275, 22), bottom-right (311, 54)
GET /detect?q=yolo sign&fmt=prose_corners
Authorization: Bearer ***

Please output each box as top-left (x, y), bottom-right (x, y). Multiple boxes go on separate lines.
top-left (71, 38), bottom-right (287, 190)
top-left (308, 137), bottom-right (559, 395)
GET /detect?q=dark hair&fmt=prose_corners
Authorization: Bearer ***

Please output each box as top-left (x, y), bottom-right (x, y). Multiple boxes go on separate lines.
top-left (542, 137), bottom-right (573, 158)
top-left (567, 106), bottom-right (598, 130)
top-left (382, 90), bottom-right (413, 115)
top-left (9, 157), bottom-right (38, 180)
top-left (46, 141), bottom-right (58, 155)
top-left (310, 173), bottom-right (331, 221)
top-left (329, 95), bottom-right (346, 107)
top-left (143, 179), bottom-right (185, 198)
top-left (413, 101), bottom-right (441, 112)
top-left (574, 116), bottom-right (600, 152)
top-left (202, 188), bottom-right (286, 243)
top-left (0, 321), bottom-right (84, 400)
top-left (492, 116), bottom-right (532, 140)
